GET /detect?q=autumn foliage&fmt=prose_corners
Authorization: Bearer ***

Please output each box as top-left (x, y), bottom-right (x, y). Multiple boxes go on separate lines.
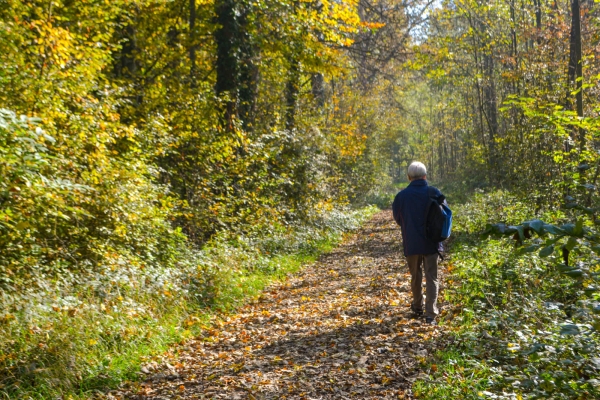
top-left (0, 0), bottom-right (417, 397)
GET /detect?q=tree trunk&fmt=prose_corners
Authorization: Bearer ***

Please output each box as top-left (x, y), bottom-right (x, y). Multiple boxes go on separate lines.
top-left (238, 54), bottom-right (258, 132)
top-left (189, 0), bottom-right (196, 85)
top-left (214, 0), bottom-right (239, 129)
top-left (311, 73), bottom-right (325, 108)
top-left (214, 0), bottom-right (257, 132)
top-left (534, 0), bottom-right (542, 30)
top-left (114, 24), bottom-right (137, 79)
top-left (285, 57), bottom-right (300, 130)
top-left (483, 50), bottom-right (498, 181)
top-left (568, 0), bottom-right (584, 151)
top-left (510, 0), bottom-right (517, 57)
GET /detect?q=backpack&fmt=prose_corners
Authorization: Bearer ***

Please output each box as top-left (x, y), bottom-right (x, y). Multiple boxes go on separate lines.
top-left (425, 187), bottom-right (452, 242)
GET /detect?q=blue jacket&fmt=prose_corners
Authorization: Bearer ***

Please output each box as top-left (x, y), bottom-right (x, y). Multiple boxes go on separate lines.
top-left (392, 179), bottom-right (445, 256)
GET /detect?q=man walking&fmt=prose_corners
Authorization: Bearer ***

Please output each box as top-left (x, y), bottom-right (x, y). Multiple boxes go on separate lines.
top-left (392, 161), bottom-right (446, 325)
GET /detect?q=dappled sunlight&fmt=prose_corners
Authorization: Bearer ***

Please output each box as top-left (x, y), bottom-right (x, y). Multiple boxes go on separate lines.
top-left (113, 212), bottom-right (446, 399)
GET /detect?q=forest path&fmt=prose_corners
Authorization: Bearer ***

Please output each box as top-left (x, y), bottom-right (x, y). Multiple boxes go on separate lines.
top-left (118, 210), bottom-right (445, 399)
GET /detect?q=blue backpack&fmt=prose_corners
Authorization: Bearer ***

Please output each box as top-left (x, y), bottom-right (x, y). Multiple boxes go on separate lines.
top-left (425, 188), bottom-right (452, 242)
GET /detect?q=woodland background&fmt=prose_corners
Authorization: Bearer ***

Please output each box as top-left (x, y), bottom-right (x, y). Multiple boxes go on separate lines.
top-left (1, 0), bottom-right (600, 398)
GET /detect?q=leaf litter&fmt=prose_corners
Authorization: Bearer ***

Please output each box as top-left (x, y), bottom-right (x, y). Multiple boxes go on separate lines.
top-left (108, 211), bottom-right (447, 399)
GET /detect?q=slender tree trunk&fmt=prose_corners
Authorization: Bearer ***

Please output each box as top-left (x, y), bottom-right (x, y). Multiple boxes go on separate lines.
top-left (215, 0), bottom-right (239, 130)
top-left (189, 0), bottom-right (196, 85)
top-left (285, 57), bottom-right (300, 130)
top-left (509, 0), bottom-right (519, 95)
top-left (510, 0), bottom-right (517, 57)
top-left (534, 0), bottom-right (542, 32)
top-left (568, 0), bottom-right (584, 151)
top-left (483, 50), bottom-right (498, 182)
top-left (238, 57), bottom-right (258, 132)
top-left (311, 73), bottom-right (325, 108)
top-left (113, 17), bottom-right (141, 109)
top-left (214, 0), bottom-right (257, 132)
top-left (119, 24), bottom-right (137, 78)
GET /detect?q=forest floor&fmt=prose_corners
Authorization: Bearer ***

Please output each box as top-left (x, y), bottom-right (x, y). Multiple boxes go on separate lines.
top-left (110, 210), bottom-right (448, 399)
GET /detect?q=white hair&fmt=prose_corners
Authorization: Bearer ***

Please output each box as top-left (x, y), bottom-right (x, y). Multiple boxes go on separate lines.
top-left (407, 161), bottom-right (427, 180)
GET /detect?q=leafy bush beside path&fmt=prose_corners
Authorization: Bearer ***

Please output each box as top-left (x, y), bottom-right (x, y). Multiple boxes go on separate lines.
top-left (415, 191), bottom-right (600, 399)
top-left (0, 138), bottom-right (378, 400)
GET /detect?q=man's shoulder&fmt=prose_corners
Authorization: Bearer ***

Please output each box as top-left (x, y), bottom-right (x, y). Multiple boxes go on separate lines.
top-left (396, 186), bottom-right (413, 198)
top-left (428, 185), bottom-right (446, 203)
top-left (428, 185), bottom-right (443, 195)
top-left (392, 190), bottom-right (402, 204)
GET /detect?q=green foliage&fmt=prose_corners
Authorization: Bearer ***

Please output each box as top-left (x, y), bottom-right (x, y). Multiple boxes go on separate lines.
top-left (416, 191), bottom-right (600, 399)
top-left (0, 201), bottom-right (376, 398)
top-left (0, 109), bottom-right (89, 266)
top-left (0, 0), bottom-right (416, 398)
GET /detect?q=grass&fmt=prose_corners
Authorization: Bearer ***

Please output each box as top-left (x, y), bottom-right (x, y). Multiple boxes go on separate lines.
top-left (80, 241), bottom-right (337, 398)
top-left (0, 206), bottom-right (378, 399)
top-left (413, 350), bottom-right (494, 399)
top-left (205, 235), bottom-right (343, 313)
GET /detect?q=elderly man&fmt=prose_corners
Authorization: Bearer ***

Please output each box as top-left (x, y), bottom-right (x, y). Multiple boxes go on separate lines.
top-left (392, 161), bottom-right (446, 325)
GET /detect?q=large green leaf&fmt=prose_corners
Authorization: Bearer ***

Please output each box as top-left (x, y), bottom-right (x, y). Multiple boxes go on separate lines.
top-left (578, 183), bottom-right (596, 190)
top-left (584, 286), bottom-right (600, 295)
top-left (483, 223), bottom-right (516, 237)
top-left (560, 324), bottom-right (581, 336)
top-left (561, 222), bottom-right (584, 237)
top-left (577, 163), bottom-right (591, 171)
top-left (543, 224), bottom-right (565, 236)
top-left (575, 219), bottom-right (584, 236)
top-left (523, 219), bottom-right (544, 234)
top-left (557, 264), bottom-right (574, 272)
top-left (520, 244), bottom-right (540, 254)
top-left (562, 269), bottom-right (584, 278)
top-left (565, 237), bottom-right (578, 251)
top-left (523, 343), bottom-right (545, 355)
top-left (539, 245), bottom-right (554, 257)
top-left (514, 225), bottom-right (525, 243)
top-left (561, 223), bottom-right (576, 235)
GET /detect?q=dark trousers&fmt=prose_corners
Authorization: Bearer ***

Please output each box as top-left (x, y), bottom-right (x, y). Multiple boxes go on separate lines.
top-left (406, 253), bottom-right (439, 318)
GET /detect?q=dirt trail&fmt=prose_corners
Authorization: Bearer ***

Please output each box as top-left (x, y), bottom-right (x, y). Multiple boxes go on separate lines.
top-left (116, 210), bottom-right (445, 399)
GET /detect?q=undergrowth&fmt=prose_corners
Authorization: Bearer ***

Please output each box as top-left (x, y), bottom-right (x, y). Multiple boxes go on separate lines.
top-left (0, 206), bottom-right (378, 399)
top-left (415, 190), bottom-right (600, 399)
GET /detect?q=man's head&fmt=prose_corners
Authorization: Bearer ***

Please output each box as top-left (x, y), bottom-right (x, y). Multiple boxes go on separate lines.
top-left (407, 161), bottom-right (427, 181)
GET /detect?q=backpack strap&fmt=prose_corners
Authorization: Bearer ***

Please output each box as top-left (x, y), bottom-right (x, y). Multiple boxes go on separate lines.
top-left (428, 187), bottom-right (445, 205)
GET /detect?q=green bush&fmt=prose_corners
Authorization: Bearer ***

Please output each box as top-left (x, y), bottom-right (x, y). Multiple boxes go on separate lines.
top-left (415, 191), bottom-right (600, 399)
top-left (0, 143), bottom-right (376, 400)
